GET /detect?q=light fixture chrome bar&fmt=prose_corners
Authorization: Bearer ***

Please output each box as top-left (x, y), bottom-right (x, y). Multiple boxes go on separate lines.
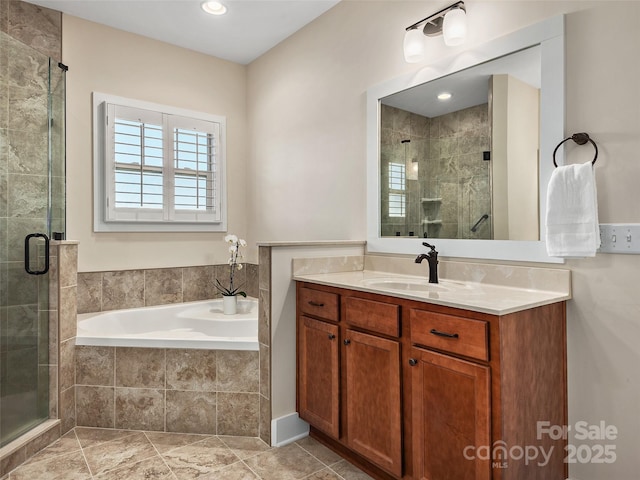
top-left (405, 1), bottom-right (465, 32)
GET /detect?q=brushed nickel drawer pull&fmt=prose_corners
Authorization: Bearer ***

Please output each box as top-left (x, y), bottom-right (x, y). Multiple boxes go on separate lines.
top-left (430, 328), bottom-right (459, 339)
top-left (308, 301), bottom-right (325, 307)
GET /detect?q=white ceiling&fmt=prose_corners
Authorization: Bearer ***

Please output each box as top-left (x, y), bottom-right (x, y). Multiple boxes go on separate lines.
top-left (27, 0), bottom-right (340, 65)
top-left (382, 45), bottom-right (541, 118)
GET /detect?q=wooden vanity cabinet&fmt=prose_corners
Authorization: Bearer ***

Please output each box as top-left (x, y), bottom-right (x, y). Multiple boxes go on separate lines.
top-left (297, 287), bottom-right (341, 438)
top-left (343, 296), bottom-right (403, 478)
top-left (298, 315), bottom-right (340, 438)
top-left (296, 282), bottom-right (567, 480)
top-left (297, 285), bottom-right (404, 478)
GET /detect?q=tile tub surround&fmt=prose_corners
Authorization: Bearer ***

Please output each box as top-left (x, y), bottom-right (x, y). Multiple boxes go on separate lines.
top-left (4, 427), bottom-right (374, 480)
top-left (75, 346), bottom-right (262, 437)
top-left (76, 263), bottom-right (259, 314)
top-left (75, 262), bottom-right (269, 443)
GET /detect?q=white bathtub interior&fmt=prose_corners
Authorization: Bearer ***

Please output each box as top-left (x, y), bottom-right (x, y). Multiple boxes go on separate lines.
top-left (76, 297), bottom-right (259, 350)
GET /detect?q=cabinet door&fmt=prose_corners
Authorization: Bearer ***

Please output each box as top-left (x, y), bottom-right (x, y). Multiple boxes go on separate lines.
top-left (298, 316), bottom-right (340, 438)
top-left (345, 329), bottom-right (402, 477)
top-left (411, 347), bottom-right (491, 480)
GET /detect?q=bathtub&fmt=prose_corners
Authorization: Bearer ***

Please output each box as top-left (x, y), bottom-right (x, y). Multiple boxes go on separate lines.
top-left (76, 297), bottom-right (258, 351)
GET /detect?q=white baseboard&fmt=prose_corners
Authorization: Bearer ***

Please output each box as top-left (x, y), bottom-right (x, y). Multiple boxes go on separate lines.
top-left (271, 413), bottom-right (310, 447)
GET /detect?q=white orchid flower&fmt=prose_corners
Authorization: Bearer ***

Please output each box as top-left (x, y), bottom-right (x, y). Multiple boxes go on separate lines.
top-left (224, 234), bottom-right (238, 244)
top-left (239, 239), bottom-right (247, 247)
top-left (237, 263), bottom-right (243, 270)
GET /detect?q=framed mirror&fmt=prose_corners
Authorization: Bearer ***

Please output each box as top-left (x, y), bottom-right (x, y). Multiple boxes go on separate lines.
top-left (366, 15), bottom-right (565, 263)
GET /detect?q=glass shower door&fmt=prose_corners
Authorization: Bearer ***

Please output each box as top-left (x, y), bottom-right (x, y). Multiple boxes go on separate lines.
top-left (0, 30), bottom-right (66, 447)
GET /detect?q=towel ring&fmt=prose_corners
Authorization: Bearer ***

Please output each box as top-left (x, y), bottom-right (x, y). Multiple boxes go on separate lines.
top-left (553, 132), bottom-right (598, 168)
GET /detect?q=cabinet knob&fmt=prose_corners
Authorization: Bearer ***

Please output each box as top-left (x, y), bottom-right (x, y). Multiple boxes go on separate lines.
top-left (344, 339), bottom-right (351, 346)
top-left (328, 334), bottom-right (336, 340)
top-left (409, 358), bottom-right (418, 366)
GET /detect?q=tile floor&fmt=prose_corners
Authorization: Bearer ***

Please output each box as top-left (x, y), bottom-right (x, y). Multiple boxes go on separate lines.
top-left (5, 427), bottom-right (374, 480)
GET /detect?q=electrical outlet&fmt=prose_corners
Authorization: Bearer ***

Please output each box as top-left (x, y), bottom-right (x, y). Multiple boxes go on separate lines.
top-left (598, 224), bottom-right (640, 254)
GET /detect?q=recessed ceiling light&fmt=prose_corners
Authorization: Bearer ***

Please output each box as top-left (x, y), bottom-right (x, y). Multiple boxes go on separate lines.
top-left (201, 1), bottom-right (227, 15)
top-left (437, 92), bottom-right (452, 101)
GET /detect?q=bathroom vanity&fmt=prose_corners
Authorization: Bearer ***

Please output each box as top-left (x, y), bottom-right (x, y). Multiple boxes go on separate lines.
top-left (294, 267), bottom-right (569, 480)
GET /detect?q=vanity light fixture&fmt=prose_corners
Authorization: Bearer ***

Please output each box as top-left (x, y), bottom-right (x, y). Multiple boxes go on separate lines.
top-left (403, 1), bottom-right (467, 63)
top-left (201, 1), bottom-right (227, 15)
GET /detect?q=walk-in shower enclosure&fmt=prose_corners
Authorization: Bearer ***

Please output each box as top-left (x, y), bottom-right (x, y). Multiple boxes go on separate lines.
top-left (0, 29), bottom-right (66, 447)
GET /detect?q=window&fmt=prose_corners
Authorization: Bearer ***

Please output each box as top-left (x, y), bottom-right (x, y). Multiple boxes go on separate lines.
top-left (388, 162), bottom-right (406, 218)
top-left (93, 93), bottom-right (226, 232)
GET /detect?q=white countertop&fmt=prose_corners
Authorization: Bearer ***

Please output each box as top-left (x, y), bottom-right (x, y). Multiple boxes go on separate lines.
top-left (293, 270), bottom-right (571, 315)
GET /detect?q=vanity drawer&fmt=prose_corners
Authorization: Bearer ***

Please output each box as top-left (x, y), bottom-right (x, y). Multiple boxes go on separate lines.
top-left (344, 297), bottom-right (400, 338)
top-left (299, 287), bottom-right (339, 322)
top-left (410, 310), bottom-right (488, 361)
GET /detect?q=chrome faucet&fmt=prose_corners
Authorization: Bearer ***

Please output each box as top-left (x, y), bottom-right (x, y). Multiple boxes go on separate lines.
top-left (415, 242), bottom-right (438, 284)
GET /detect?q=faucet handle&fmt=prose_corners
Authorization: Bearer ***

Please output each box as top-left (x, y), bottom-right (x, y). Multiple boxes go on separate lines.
top-left (422, 242), bottom-right (436, 251)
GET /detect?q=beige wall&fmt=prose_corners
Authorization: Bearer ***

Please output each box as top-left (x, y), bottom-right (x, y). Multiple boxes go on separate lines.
top-left (59, 1), bottom-right (640, 477)
top-left (247, 2), bottom-right (640, 479)
top-left (492, 74), bottom-right (540, 240)
top-left (63, 15), bottom-right (249, 272)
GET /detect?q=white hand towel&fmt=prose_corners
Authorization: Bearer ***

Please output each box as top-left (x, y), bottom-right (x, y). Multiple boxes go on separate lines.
top-left (545, 162), bottom-right (600, 258)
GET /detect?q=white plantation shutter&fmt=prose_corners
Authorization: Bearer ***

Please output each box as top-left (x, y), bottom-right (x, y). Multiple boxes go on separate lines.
top-left (96, 94), bottom-right (226, 231)
top-left (388, 162), bottom-right (406, 218)
top-left (106, 104), bottom-right (165, 221)
top-left (170, 115), bottom-right (221, 223)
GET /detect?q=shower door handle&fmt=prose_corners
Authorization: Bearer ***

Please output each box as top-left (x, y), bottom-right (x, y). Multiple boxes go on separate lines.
top-left (24, 233), bottom-right (50, 275)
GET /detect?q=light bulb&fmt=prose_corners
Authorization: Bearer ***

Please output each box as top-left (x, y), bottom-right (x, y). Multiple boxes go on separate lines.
top-left (403, 28), bottom-right (425, 63)
top-left (442, 8), bottom-right (467, 47)
top-left (201, 1), bottom-right (227, 15)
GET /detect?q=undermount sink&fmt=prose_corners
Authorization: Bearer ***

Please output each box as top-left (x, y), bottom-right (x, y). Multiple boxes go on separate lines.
top-left (362, 277), bottom-right (455, 293)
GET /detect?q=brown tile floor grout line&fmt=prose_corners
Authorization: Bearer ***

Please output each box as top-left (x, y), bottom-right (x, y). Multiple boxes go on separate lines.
top-left (290, 442), bottom-right (331, 478)
top-left (239, 458), bottom-right (264, 480)
top-left (142, 431), bottom-right (179, 480)
top-left (295, 440), bottom-right (339, 468)
top-left (74, 428), bottom-right (95, 479)
top-left (294, 439), bottom-right (351, 479)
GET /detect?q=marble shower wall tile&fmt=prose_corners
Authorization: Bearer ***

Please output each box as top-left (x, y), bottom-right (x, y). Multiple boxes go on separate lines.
top-left (5, 0), bottom-right (61, 59)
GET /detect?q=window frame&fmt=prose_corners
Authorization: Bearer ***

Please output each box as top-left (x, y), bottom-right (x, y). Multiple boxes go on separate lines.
top-left (388, 162), bottom-right (406, 218)
top-left (93, 92), bottom-right (227, 232)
